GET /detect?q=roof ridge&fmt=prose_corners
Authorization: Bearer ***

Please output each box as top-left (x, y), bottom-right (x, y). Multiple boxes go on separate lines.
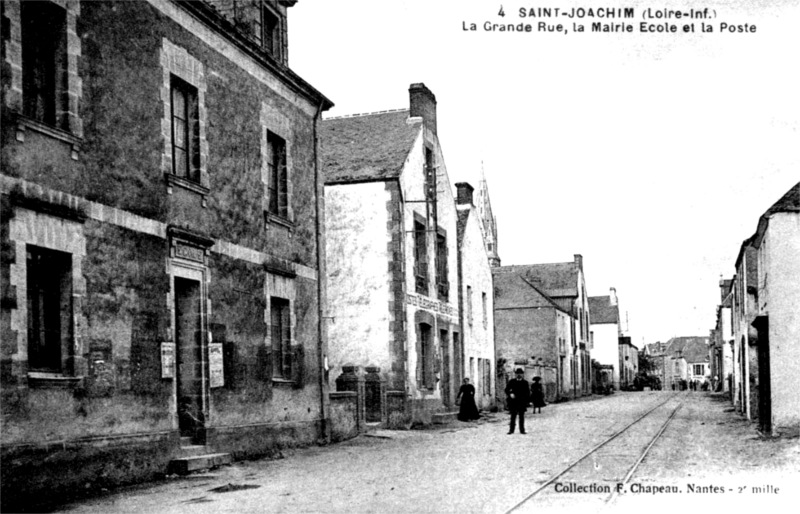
top-left (323, 108), bottom-right (409, 121)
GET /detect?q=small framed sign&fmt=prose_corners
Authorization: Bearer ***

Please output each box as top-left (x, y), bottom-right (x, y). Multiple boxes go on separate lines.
top-left (209, 342), bottom-right (224, 388)
top-left (161, 342), bottom-right (175, 379)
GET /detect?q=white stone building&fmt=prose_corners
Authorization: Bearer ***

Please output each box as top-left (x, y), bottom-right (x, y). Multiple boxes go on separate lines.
top-left (455, 179), bottom-right (498, 410)
top-left (322, 84), bottom-right (461, 426)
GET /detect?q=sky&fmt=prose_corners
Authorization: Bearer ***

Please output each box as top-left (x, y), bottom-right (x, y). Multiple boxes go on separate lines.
top-left (288, 0), bottom-right (799, 348)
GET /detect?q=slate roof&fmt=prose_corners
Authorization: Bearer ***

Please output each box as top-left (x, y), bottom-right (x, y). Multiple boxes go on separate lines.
top-left (493, 270), bottom-right (568, 313)
top-left (320, 109), bottom-right (422, 184)
top-left (765, 181), bottom-right (800, 215)
top-left (588, 296), bottom-right (619, 324)
top-left (664, 336), bottom-right (710, 363)
top-left (494, 262), bottom-right (578, 298)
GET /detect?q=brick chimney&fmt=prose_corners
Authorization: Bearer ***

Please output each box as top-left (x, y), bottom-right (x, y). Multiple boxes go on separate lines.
top-left (609, 287), bottom-right (618, 306)
top-left (574, 254), bottom-right (583, 271)
top-left (455, 182), bottom-right (474, 206)
top-left (409, 83), bottom-right (437, 135)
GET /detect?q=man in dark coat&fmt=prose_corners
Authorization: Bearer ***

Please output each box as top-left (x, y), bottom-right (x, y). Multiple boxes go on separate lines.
top-left (504, 368), bottom-right (530, 434)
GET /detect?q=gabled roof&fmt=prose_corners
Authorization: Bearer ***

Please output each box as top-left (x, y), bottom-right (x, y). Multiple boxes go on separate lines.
top-left (664, 336), bottom-right (710, 363)
top-left (588, 296), bottom-right (619, 324)
top-left (320, 110), bottom-right (422, 184)
top-left (753, 182), bottom-right (800, 248)
top-left (493, 270), bottom-right (568, 314)
top-left (494, 262), bottom-right (578, 298)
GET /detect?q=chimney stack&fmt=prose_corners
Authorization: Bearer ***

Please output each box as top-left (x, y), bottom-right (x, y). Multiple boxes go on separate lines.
top-left (409, 83), bottom-right (437, 135)
top-left (609, 287), bottom-right (618, 306)
top-left (455, 182), bottom-right (474, 206)
top-left (574, 254), bottom-right (583, 271)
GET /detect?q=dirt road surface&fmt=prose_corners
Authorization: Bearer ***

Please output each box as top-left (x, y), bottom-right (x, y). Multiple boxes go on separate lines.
top-left (59, 391), bottom-right (799, 514)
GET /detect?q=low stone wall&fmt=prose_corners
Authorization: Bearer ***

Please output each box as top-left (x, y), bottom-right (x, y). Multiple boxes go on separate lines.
top-left (329, 391), bottom-right (359, 442)
top-left (207, 419), bottom-right (323, 461)
top-left (385, 390), bottom-right (410, 429)
top-left (0, 431), bottom-right (178, 512)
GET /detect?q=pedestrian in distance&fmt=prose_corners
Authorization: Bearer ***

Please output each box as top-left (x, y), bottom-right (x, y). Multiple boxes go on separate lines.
top-left (504, 368), bottom-right (530, 434)
top-left (456, 378), bottom-right (480, 421)
top-left (530, 376), bottom-right (546, 414)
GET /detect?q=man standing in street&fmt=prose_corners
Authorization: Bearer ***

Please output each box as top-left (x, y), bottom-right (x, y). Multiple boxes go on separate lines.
top-left (505, 368), bottom-right (530, 434)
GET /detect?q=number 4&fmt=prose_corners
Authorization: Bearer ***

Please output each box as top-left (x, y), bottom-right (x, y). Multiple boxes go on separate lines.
top-left (498, 5), bottom-right (505, 17)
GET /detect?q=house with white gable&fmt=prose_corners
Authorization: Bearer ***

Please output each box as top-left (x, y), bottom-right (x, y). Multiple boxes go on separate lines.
top-left (322, 84), bottom-right (461, 426)
top-left (455, 178), bottom-right (499, 410)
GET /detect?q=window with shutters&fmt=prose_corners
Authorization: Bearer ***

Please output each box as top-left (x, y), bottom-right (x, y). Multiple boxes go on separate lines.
top-left (170, 76), bottom-right (201, 183)
top-left (271, 297), bottom-right (291, 380)
top-left (435, 231), bottom-right (448, 301)
top-left (414, 220), bottom-right (428, 294)
top-left (419, 323), bottom-right (433, 389)
top-left (267, 131), bottom-right (288, 218)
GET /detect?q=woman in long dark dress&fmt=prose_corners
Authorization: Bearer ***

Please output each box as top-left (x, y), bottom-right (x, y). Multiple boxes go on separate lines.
top-left (530, 376), bottom-right (546, 414)
top-left (456, 378), bottom-right (480, 421)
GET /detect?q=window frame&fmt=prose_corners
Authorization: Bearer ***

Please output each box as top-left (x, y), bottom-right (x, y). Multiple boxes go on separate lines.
top-left (435, 230), bottom-right (448, 301)
top-left (414, 220), bottom-right (428, 295)
top-left (26, 245), bottom-right (72, 374)
top-left (270, 296), bottom-right (292, 380)
top-left (170, 75), bottom-right (201, 183)
top-left (266, 130), bottom-right (288, 218)
top-left (419, 323), bottom-right (433, 390)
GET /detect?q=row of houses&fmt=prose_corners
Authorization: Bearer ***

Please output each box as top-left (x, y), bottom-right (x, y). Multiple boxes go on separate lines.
top-left (0, 0), bottom-right (639, 507)
top-left (709, 182), bottom-right (800, 437)
top-left (642, 336), bottom-right (712, 391)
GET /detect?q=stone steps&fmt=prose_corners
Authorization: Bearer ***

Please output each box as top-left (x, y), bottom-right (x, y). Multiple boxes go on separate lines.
top-left (168, 452), bottom-right (232, 475)
top-left (432, 411), bottom-right (459, 424)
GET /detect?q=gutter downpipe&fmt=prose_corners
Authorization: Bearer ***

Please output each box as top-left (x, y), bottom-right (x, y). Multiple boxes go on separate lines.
top-left (313, 99), bottom-right (329, 442)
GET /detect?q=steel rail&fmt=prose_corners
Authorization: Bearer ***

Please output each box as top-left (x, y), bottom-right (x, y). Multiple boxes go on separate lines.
top-left (504, 394), bottom-right (680, 514)
top-left (602, 403), bottom-right (683, 507)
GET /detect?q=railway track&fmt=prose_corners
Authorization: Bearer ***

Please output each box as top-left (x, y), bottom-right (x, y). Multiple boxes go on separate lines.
top-left (505, 394), bottom-right (684, 513)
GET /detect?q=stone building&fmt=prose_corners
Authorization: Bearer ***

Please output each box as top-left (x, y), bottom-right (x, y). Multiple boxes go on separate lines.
top-left (455, 179), bottom-right (498, 410)
top-left (493, 255), bottom-right (592, 401)
top-left (321, 83), bottom-right (461, 426)
top-left (588, 289), bottom-right (621, 390)
top-left (618, 336), bottom-right (639, 389)
top-left (709, 278), bottom-right (733, 393)
top-left (731, 239), bottom-right (759, 418)
top-left (0, 0), bottom-right (332, 508)
top-left (749, 182), bottom-right (800, 436)
top-left (659, 337), bottom-right (710, 390)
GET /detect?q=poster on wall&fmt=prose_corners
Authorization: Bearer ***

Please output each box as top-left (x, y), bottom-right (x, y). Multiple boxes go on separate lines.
top-left (209, 342), bottom-right (225, 388)
top-left (160, 342), bottom-right (174, 379)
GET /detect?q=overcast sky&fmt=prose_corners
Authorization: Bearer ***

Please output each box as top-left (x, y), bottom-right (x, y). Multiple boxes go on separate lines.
top-left (288, 0), bottom-right (799, 347)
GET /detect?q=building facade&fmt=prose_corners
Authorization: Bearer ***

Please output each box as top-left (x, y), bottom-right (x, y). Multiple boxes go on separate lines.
top-left (493, 255), bottom-right (592, 401)
top-left (1, 0), bottom-right (332, 507)
top-left (322, 83), bottom-right (461, 426)
top-left (710, 279), bottom-right (733, 393)
top-left (588, 289), bottom-right (621, 390)
top-left (750, 182), bottom-right (800, 436)
top-left (455, 181), bottom-right (498, 410)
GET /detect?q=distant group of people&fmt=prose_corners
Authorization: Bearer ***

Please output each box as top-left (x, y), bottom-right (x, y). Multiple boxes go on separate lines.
top-left (504, 368), bottom-right (546, 434)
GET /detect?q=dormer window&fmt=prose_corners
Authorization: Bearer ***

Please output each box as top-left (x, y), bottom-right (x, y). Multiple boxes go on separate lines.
top-left (262, 6), bottom-right (281, 58)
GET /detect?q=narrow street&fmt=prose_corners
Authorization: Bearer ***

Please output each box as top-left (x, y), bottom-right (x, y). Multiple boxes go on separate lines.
top-left (60, 392), bottom-right (800, 514)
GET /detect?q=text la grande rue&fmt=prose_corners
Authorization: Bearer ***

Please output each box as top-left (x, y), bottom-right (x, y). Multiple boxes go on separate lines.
top-left (462, 21), bottom-right (756, 34)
